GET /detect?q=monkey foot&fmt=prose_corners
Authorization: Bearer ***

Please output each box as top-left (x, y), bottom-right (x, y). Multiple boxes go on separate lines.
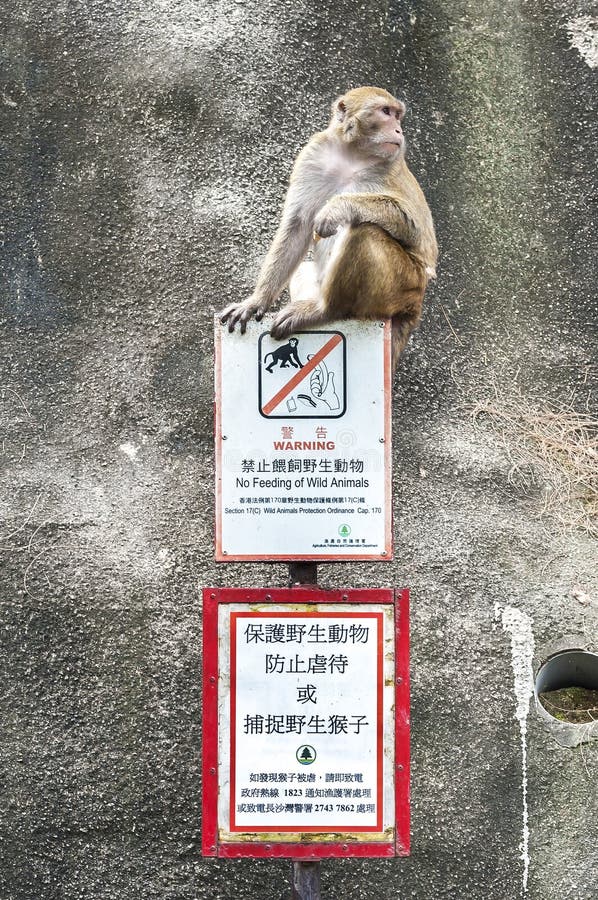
top-left (271, 301), bottom-right (327, 340)
top-left (270, 309), bottom-right (301, 340)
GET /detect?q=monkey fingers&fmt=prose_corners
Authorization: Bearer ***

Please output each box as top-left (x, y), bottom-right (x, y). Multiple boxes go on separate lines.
top-left (270, 308), bottom-right (298, 341)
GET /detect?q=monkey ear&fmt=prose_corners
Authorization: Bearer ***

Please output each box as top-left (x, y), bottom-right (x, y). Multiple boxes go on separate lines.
top-left (398, 100), bottom-right (407, 119)
top-left (333, 98), bottom-right (347, 123)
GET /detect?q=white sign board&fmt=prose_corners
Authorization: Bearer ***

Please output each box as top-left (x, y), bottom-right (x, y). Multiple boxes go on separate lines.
top-left (202, 587), bottom-right (411, 858)
top-left (215, 315), bottom-right (392, 560)
top-left (218, 602), bottom-right (395, 839)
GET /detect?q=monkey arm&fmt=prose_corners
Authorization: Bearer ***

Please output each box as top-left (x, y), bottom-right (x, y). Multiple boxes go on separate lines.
top-left (314, 193), bottom-right (420, 248)
top-left (220, 187), bottom-right (314, 333)
top-left (252, 212), bottom-right (313, 307)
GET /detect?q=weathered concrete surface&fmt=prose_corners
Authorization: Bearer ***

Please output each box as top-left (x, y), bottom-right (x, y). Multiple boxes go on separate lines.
top-left (1, 1), bottom-right (596, 898)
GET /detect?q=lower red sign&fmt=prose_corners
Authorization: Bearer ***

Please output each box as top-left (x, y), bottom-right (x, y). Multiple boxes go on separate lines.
top-left (202, 587), bottom-right (410, 858)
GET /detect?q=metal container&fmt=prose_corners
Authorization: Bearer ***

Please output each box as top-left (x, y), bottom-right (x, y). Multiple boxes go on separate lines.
top-left (534, 649), bottom-right (598, 748)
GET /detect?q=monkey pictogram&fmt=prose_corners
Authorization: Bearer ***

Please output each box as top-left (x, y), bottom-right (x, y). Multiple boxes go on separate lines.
top-left (264, 338), bottom-right (303, 373)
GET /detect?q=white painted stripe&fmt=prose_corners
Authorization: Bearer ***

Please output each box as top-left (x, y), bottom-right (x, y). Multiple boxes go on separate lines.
top-left (494, 603), bottom-right (535, 895)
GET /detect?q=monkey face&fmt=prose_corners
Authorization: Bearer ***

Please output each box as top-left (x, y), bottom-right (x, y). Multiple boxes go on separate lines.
top-left (333, 87), bottom-right (406, 160)
top-left (371, 104), bottom-right (405, 154)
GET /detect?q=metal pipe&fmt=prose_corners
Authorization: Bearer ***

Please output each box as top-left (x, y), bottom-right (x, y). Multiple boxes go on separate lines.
top-left (291, 860), bottom-right (322, 900)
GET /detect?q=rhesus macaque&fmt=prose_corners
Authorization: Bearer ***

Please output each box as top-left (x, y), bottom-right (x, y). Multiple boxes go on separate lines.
top-left (221, 86), bottom-right (437, 366)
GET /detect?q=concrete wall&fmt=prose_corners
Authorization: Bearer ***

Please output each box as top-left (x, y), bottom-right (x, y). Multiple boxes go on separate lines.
top-left (1, 1), bottom-right (596, 897)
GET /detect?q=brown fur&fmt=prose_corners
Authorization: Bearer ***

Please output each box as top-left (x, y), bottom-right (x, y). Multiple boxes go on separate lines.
top-left (221, 86), bottom-right (437, 368)
top-left (324, 226), bottom-right (426, 319)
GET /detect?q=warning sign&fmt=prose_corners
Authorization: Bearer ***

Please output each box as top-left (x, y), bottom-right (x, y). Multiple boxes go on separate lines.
top-left (230, 607), bottom-right (384, 832)
top-left (201, 587), bottom-right (410, 858)
top-left (259, 331), bottom-right (346, 418)
top-left (215, 314), bottom-right (392, 561)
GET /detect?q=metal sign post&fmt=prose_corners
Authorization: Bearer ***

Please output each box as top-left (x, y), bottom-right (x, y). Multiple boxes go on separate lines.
top-left (292, 859), bottom-right (321, 900)
top-left (289, 563), bottom-right (320, 900)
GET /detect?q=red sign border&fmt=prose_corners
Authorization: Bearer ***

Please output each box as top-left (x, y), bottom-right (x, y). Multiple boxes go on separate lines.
top-left (214, 319), bottom-right (393, 562)
top-left (201, 586), bottom-right (410, 859)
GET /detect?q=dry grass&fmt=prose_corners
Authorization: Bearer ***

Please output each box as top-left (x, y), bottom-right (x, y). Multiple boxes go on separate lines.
top-left (472, 383), bottom-right (598, 536)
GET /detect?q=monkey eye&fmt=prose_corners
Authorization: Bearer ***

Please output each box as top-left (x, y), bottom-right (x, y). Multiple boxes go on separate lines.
top-left (381, 106), bottom-right (391, 115)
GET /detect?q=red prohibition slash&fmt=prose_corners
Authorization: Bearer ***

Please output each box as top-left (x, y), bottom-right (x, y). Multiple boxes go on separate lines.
top-left (261, 333), bottom-right (343, 416)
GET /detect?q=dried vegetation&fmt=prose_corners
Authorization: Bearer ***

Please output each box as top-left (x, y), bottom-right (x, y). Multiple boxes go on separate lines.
top-left (472, 382), bottom-right (598, 536)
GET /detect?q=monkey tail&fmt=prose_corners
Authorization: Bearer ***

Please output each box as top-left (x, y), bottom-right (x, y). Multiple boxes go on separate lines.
top-left (391, 312), bottom-right (420, 369)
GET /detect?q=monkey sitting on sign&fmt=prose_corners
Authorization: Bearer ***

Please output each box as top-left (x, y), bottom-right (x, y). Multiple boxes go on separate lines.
top-left (221, 86), bottom-right (437, 368)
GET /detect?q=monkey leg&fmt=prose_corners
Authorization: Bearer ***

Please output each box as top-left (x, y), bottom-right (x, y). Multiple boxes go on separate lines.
top-left (271, 260), bottom-right (329, 339)
top-left (289, 260), bottom-right (320, 304)
top-left (322, 226), bottom-right (424, 316)
top-left (320, 225), bottom-right (425, 367)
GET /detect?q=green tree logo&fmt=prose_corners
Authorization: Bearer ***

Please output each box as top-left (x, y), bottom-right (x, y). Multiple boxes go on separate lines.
top-left (296, 744), bottom-right (317, 765)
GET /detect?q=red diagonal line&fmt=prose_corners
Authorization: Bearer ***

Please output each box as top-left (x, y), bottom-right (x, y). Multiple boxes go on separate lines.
top-left (262, 333), bottom-right (343, 416)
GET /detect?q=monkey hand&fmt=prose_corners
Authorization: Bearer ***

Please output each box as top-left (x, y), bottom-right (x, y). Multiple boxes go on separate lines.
top-left (220, 296), bottom-right (267, 334)
top-left (270, 303), bottom-right (304, 340)
top-left (313, 200), bottom-right (345, 240)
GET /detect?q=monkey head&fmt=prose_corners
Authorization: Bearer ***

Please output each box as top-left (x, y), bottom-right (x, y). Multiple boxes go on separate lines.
top-left (330, 86), bottom-right (406, 161)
